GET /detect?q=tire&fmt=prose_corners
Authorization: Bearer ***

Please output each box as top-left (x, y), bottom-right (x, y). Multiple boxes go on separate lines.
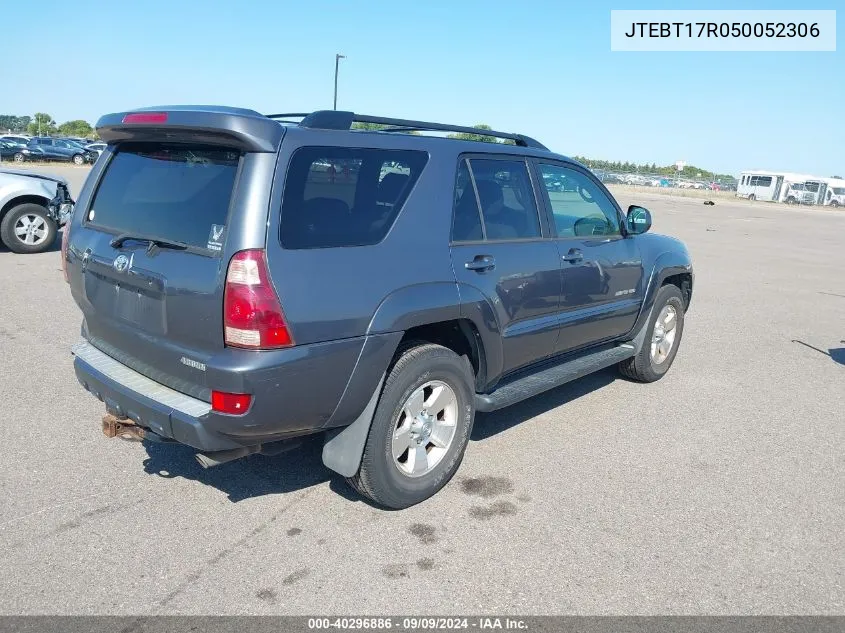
top-left (0, 203), bottom-right (58, 254)
top-left (786, 197), bottom-right (796, 205)
top-left (747, 194), bottom-right (755, 201)
top-left (13, 152), bottom-right (24, 163)
top-left (347, 342), bottom-right (475, 509)
top-left (830, 201), bottom-right (840, 208)
top-left (619, 284), bottom-right (685, 383)
top-left (72, 154), bottom-right (84, 165)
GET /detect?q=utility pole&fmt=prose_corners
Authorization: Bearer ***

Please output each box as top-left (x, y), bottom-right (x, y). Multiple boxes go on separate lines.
top-left (333, 54), bottom-right (346, 110)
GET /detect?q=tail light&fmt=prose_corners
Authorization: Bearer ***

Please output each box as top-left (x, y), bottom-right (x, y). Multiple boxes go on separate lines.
top-left (223, 249), bottom-right (293, 349)
top-left (60, 220), bottom-right (71, 283)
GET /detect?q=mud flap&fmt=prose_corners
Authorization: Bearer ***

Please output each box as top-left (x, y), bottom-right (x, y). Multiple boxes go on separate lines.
top-left (321, 374), bottom-right (386, 477)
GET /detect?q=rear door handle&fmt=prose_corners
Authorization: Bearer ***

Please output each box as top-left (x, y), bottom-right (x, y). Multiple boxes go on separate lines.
top-left (562, 248), bottom-right (583, 263)
top-left (465, 255), bottom-right (496, 272)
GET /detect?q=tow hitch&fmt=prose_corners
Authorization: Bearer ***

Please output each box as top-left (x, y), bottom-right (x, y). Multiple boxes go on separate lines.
top-left (101, 414), bottom-right (146, 441)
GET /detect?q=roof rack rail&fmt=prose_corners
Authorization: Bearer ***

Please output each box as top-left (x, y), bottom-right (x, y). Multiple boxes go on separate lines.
top-left (264, 110), bottom-right (548, 150)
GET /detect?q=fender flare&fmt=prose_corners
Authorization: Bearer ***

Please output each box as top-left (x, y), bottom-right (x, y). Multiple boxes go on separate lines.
top-left (367, 281), bottom-right (503, 390)
top-left (455, 282), bottom-right (503, 391)
top-left (366, 282), bottom-right (461, 334)
top-left (629, 251), bottom-right (693, 337)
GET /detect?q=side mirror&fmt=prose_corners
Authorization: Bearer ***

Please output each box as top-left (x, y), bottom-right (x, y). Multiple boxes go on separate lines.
top-left (626, 205), bottom-right (652, 235)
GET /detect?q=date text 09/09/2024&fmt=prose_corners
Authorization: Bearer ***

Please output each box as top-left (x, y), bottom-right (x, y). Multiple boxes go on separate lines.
top-left (307, 617), bottom-right (528, 630)
top-left (624, 22), bottom-right (821, 39)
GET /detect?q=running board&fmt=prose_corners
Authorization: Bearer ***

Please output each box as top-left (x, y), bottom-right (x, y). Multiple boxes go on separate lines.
top-left (474, 344), bottom-right (635, 412)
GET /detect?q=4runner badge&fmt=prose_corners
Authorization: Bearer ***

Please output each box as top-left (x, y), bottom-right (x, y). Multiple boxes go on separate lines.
top-left (180, 356), bottom-right (206, 372)
top-left (113, 254), bottom-right (130, 272)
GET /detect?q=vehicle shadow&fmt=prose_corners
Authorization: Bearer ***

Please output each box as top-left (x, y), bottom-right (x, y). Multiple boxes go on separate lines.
top-left (471, 368), bottom-right (617, 441)
top-left (140, 433), bottom-right (343, 503)
top-left (138, 368), bottom-right (620, 505)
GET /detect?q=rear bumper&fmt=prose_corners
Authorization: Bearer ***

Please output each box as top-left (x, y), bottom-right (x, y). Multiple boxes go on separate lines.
top-left (71, 331), bottom-right (402, 453)
top-left (73, 340), bottom-right (243, 451)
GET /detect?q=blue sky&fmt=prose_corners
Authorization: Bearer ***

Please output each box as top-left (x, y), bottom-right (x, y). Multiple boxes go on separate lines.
top-left (2, 0), bottom-right (841, 176)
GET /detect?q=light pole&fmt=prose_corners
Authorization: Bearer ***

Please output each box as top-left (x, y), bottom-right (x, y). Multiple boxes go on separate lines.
top-left (333, 54), bottom-right (346, 110)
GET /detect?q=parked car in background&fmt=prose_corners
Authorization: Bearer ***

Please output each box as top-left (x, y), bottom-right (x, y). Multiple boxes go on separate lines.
top-left (622, 174), bottom-right (648, 185)
top-left (601, 173), bottom-right (626, 184)
top-left (84, 142), bottom-right (106, 157)
top-left (13, 137), bottom-right (96, 165)
top-left (0, 167), bottom-right (74, 253)
top-left (0, 135), bottom-right (30, 147)
top-left (0, 141), bottom-right (22, 160)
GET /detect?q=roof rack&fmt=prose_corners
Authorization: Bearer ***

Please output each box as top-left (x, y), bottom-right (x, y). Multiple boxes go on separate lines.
top-left (265, 111), bottom-right (548, 150)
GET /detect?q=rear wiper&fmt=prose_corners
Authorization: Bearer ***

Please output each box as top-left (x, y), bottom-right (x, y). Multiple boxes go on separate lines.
top-left (110, 233), bottom-right (189, 251)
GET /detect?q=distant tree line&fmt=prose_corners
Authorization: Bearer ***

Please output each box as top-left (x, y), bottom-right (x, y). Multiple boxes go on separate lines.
top-left (572, 155), bottom-right (735, 182)
top-left (0, 113), bottom-right (98, 139)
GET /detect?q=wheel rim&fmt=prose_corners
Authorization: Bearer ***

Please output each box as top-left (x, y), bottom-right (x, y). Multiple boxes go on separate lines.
top-left (73, 155), bottom-right (83, 165)
top-left (650, 304), bottom-right (678, 365)
top-left (13, 153), bottom-right (23, 162)
top-left (391, 380), bottom-right (458, 478)
top-left (14, 214), bottom-right (49, 246)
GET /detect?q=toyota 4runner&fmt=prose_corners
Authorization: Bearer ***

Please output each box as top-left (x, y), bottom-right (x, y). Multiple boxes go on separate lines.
top-left (65, 106), bottom-right (693, 508)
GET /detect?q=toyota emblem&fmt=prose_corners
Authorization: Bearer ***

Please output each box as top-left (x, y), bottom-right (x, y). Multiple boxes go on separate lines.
top-left (113, 254), bottom-right (130, 272)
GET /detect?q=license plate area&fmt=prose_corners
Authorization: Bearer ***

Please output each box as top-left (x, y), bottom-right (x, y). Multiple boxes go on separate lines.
top-left (84, 264), bottom-right (167, 334)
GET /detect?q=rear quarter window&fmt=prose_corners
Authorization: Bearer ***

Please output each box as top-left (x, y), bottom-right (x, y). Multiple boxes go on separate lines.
top-left (280, 146), bottom-right (428, 249)
top-left (86, 143), bottom-right (240, 250)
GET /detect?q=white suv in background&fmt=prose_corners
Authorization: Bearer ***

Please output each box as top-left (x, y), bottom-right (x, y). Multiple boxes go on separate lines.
top-left (84, 142), bottom-right (107, 157)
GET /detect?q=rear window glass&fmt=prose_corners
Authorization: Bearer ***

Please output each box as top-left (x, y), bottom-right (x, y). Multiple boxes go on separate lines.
top-left (87, 143), bottom-right (240, 250)
top-left (280, 146), bottom-right (428, 249)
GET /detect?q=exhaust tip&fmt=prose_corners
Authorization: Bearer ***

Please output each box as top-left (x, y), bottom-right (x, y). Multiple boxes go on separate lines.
top-left (195, 453), bottom-right (217, 469)
top-left (194, 445), bottom-right (261, 469)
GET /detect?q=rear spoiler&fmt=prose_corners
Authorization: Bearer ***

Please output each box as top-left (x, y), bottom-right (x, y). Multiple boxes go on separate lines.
top-left (95, 106), bottom-right (285, 153)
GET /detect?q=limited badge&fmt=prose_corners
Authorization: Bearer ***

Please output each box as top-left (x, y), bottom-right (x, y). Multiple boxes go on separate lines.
top-left (207, 224), bottom-right (225, 252)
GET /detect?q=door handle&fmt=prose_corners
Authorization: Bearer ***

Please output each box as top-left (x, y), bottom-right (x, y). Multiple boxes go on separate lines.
top-left (465, 255), bottom-right (496, 272)
top-left (562, 249), bottom-right (583, 263)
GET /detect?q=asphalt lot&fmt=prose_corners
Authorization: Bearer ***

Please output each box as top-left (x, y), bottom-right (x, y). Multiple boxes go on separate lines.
top-left (1, 165), bottom-right (843, 615)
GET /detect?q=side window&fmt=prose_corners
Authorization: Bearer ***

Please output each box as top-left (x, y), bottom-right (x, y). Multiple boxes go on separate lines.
top-left (451, 160), bottom-right (483, 241)
top-left (538, 163), bottom-right (621, 238)
top-left (280, 147), bottom-right (428, 249)
top-left (467, 158), bottom-right (540, 241)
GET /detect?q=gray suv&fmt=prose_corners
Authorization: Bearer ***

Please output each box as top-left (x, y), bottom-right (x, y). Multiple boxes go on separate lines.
top-left (65, 106), bottom-right (693, 508)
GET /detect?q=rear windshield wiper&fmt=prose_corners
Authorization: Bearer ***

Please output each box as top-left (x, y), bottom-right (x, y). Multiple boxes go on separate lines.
top-left (110, 233), bottom-right (189, 251)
